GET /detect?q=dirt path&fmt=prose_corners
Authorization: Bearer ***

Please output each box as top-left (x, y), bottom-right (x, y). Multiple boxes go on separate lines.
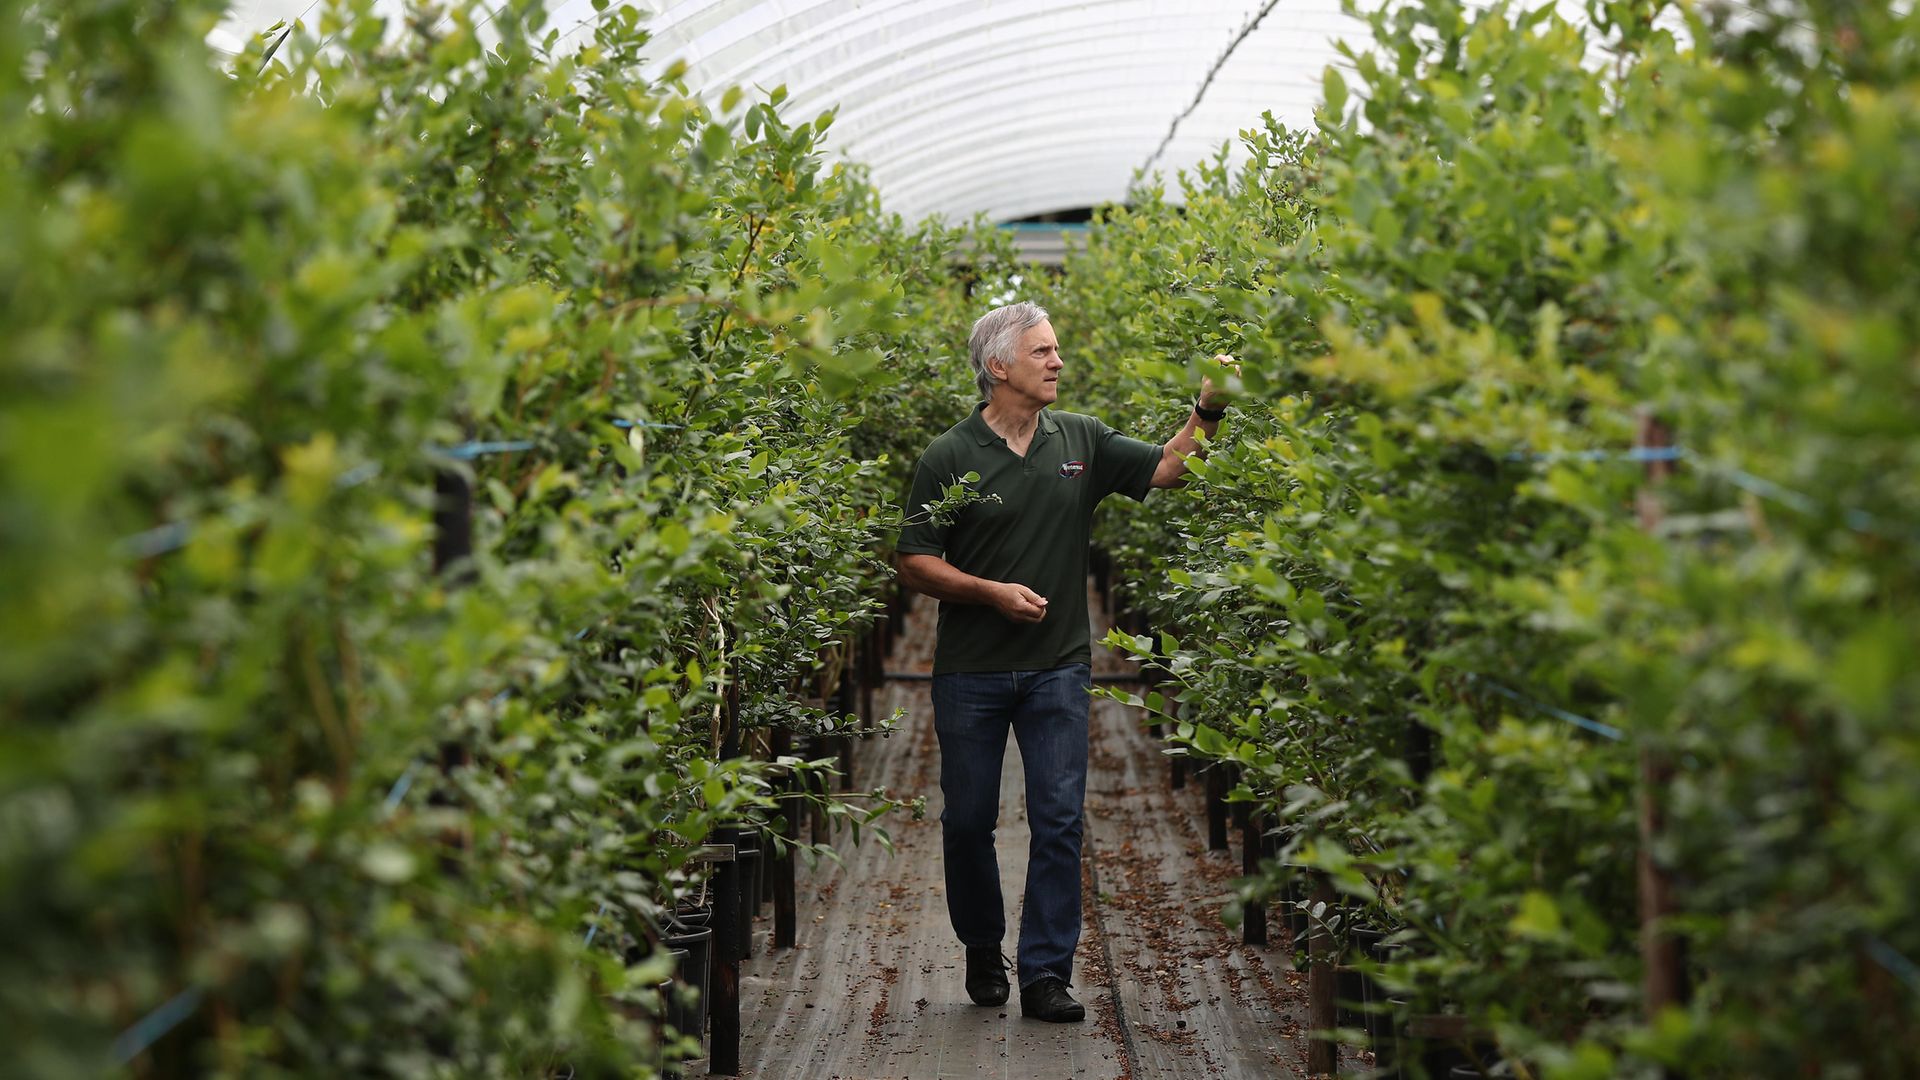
top-left (731, 586), bottom-right (1309, 1079)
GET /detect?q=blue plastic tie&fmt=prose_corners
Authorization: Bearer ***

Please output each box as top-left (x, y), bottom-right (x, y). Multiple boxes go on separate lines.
top-left (1713, 463), bottom-right (1815, 513)
top-left (440, 439), bottom-right (538, 459)
top-left (1475, 678), bottom-right (1626, 741)
top-left (381, 763), bottom-right (419, 816)
top-left (337, 462), bottom-right (382, 488)
top-left (1867, 935), bottom-right (1920, 992)
top-left (117, 521), bottom-right (194, 559)
top-left (1512, 446), bottom-right (1688, 464)
top-left (583, 901), bottom-right (610, 946)
top-left (118, 462), bottom-right (387, 559)
top-left (113, 987), bottom-right (205, 1063)
top-left (612, 419), bottom-right (684, 430)
top-left (1712, 463), bottom-right (1885, 534)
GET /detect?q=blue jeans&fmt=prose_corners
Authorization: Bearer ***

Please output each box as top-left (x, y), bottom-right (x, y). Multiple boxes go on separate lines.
top-left (931, 663), bottom-right (1091, 989)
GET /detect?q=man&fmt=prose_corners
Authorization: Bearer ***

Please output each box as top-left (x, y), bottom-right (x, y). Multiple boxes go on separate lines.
top-left (895, 300), bottom-right (1231, 1023)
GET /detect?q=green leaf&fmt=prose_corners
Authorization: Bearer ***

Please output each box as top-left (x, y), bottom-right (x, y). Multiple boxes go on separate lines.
top-left (1322, 66), bottom-right (1348, 119)
top-left (1510, 890), bottom-right (1564, 941)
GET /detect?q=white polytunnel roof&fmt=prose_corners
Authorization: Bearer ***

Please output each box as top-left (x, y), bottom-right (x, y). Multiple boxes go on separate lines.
top-left (217, 1), bottom-right (1672, 224)
top-left (596, 0), bottom-right (1368, 223)
top-left (215, 0), bottom-right (1375, 222)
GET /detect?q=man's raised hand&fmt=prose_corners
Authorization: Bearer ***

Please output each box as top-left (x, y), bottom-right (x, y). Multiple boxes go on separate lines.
top-left (1199, 352), bottom-right (1240, 412)
top-left (993, 582), bottom-right (1050, 624)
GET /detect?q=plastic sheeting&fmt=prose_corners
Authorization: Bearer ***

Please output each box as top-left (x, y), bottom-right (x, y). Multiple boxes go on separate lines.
top-left (215, 2), bottom-right (1407, 222)
top-left (587, 0), bottom-right (1366, 223)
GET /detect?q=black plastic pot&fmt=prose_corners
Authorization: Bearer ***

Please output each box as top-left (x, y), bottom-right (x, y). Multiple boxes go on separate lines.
top-left (1365, 940), bottom-right (1408, 1054)
top-left (1336, 964), bottom-right (1367, 1035)
top-left (1422, 1038), bottom-right (1500, 1078)
top-left (662, 922), bottom-right (712, 1043)
top-left (657, 949), bottom-right (690, 1039)
top-left (1419, 1043), bottom-right (1475, 1076)
top-left (652, 969), bottom-right (676, 1071)
top-left (1376, 996), bottom-right (1409, 1080)
top-left (1343, 926), bottom-right (1388, 1038)
top-left (674, 899), bottom-right (712, 928)
top-left (674, 876), bottom-right (713, 928)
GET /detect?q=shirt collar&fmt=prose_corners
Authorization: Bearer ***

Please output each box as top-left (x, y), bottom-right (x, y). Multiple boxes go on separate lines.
top-left (968, 402), bottom-right (1059, 446)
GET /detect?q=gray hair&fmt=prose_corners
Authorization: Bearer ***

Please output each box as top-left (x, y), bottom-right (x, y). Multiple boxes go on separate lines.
top-left (967, 301), bottom-right (1051, 401)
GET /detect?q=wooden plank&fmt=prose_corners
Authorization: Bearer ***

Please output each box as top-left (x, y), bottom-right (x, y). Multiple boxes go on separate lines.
top-left (733, 598), bottom-right (1125, 1079)
top-left (1082, 684), bottom-right (1309, 1079)
top-left (729, 584), bottom-right (1311, 1078)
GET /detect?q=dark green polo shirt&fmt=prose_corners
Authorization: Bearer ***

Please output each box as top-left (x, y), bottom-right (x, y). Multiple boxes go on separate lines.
top-left (897, 403), bottom-right (1163, 674)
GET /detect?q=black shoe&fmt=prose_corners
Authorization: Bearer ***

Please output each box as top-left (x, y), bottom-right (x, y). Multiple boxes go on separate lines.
top-left (1019, 976), bottom-right (1086, 1023)
top-left (964, 946), bottom-right (1010, 1006)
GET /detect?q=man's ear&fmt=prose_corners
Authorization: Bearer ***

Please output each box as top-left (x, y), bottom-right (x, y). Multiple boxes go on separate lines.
top-left (986, 355), bottom-right (1008, 383)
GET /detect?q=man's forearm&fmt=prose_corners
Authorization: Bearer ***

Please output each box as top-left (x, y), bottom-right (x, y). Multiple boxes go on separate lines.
top-left (896, 553), bottom-right (1001, 605)
top-left (1152, 408), bottom-right (1221, 489)
top-left (897, 553), bottom-right (1050, 624)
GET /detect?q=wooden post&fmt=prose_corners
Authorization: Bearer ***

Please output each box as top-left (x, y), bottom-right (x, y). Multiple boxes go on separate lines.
top-left (1205, 763), bottom-right (1230, 851)
top-left (1240, 799), bottom-right (1268, 946)
top-left (860, 623), bottom-right (881, 729)
top-left (430, 469), bottom-right (473, 853)
top-left (719, 672), bottom-right (742, 761)
top-left (835, 651), bottom-right (857, 791)
top-left (733, 834), bottom-right (758, 961)
top-left (708, 849), bottom-right (742, 1075)
top-left (1307, 871), bottom-right (1340, 1076)
top-left (774, 781), bottom-right (799, 949)
top-left (1403, 717), bottom-right (1433, 785)
top-left (1634, 414), bottom-right (1687, 1027)
top-left (757, 823), bottom-right (773, 908)
top-left (1145, 663), bottom-right (1186, 790)
top-left (431, 468), bottom-right (474, 583)
top-left (804, 735), bottom-right (829, 843)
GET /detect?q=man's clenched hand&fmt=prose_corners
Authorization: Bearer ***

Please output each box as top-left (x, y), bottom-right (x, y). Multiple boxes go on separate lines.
top-left (992, 582), bottom-right (1050, 624)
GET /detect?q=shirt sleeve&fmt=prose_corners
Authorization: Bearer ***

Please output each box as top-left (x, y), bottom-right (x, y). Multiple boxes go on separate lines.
top-left (896, 452), bottom-right (954, 556)
top-left (1095, 419), bottom-right (1164, 502)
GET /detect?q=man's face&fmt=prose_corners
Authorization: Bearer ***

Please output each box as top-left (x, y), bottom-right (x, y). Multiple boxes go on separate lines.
top-left (993, 320), bottom-right (1063, 407)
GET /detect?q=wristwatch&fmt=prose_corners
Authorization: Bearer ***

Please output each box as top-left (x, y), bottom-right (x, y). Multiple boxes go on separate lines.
top-left (1193, 398), bottom-right (1227, 422)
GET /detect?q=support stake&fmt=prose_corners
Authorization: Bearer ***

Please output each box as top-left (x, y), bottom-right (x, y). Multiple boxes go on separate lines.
top-left (1205, 764), bottom-right (1230, 851)
top-left (1634, 413), bottom-right (1688, 1028)
top-left (1241, 801), bottom-right (1268, 946)
top-left (1307, 871), bottom-right (1339, 1076)
top-left (708, 852), bottom-right (742, 1075)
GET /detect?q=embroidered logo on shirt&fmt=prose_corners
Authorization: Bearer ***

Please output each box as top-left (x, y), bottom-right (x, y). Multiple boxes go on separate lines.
top-left (1058, 460), bottom-right (1087, 478)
